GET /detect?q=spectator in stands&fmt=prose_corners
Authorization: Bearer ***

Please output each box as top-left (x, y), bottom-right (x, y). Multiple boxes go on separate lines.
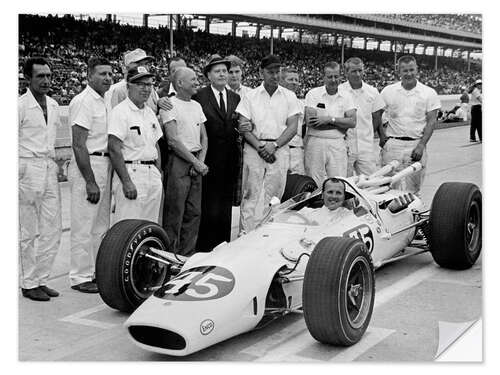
top-left (19, 57), bottom-right (62, 301)
top-left (160, 67), bottom-right (208, 256)
top-left (193, 55), bottom-right (242, 253)
top-left (108, 66), bottom-right (163, 223)
top-left (304, 61), bottom-right (357, 186)
top-left (279, 66), bottom-right (306, 175)
top-left (338, 57), bottom-right (385, 176)
top-left (68, 56), bottom-right (113, 294)
top-left (236, 54), bottom-right (300, 233)
top-left (469, 79), bottom-right (482, 142)
top-left (380, 55), bottom-right (441, 195)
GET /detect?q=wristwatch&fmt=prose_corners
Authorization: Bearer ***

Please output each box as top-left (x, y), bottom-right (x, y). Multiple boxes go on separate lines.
top-left (272, 141), bottom-right (280, 149)
top-left (331, 117), bottom-right (336, 124)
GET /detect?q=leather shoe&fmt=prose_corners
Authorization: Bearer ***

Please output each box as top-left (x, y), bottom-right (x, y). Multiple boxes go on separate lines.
top-left (71, 281), bottom-right (99, 293)
top-left (22, 287), bottom-right (50, 301)
top-left (39, 285), bottom-right (60, 297)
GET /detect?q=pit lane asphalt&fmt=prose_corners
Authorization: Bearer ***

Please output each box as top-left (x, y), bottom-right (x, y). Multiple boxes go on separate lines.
top-left (19, 125), bottom-right (482, 361)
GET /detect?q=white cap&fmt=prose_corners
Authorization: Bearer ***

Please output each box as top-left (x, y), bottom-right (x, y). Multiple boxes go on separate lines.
top-left (124, 48), bottom-right (153, 67)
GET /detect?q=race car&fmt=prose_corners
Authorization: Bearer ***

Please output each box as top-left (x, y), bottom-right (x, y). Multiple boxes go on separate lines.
top-left (95, 161), bottom-right (482, 357)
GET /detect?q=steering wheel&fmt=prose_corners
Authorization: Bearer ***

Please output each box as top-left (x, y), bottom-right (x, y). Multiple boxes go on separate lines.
top-left (284, 211), bottom-right (315, 225)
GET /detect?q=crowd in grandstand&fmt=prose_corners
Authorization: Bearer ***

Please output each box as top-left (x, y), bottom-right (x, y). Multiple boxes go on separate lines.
top-left (19, 14), bottom-right (481, 104)
top-left (381, 14), bottom-right (481, 34)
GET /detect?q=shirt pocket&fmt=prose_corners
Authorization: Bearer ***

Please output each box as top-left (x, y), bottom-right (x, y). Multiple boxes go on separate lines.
top-left (413, 98), bottom-right (427, 118)
top-left (128, 126), bottom-right (145, 147)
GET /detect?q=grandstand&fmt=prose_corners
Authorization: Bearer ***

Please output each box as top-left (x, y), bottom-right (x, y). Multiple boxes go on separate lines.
top-left (19, 13), bottom-right (482, 104)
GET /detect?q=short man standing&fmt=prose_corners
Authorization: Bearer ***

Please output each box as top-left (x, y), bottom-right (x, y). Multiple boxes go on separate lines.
top-left (193, 55), bottom-right (241, 253)
top-left (236, 54), bottom-right (300, 233)
top-left (161, 67), bottom-right (209, 256)
top-left (108, 66), bottom-right (163, 223)
top-left (19, 57), bottom-right (62, 301)
top-left (304, 61), bottom-right (357, 186)
top-left (338, 57), bottom-right (385, 176)
top-left (380, 55), bottom-right (440, 195)
top-left (279, 66), bottom-right (305, 174)
top-left (68, 57), bottom-right (113, 293)
top-left (225, 55), bottom-right (252, 98)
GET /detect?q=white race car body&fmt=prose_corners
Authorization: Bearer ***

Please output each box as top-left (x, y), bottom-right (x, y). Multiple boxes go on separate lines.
top-left (125, 178), bottom-right (425, 356)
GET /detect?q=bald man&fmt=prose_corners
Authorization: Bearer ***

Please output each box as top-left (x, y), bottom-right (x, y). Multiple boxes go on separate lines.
top-left (160, 67), bottom-right (208, 256)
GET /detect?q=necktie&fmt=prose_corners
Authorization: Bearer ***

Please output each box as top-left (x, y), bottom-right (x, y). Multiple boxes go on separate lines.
top-left (219, 91), bottom-right (226, 117)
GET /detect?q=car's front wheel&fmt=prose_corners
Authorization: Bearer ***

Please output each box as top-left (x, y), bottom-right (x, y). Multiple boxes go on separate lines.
top-left (96, 220), bottom-right (172, 313)
top-left (303, 237), bottom-right (375, 346)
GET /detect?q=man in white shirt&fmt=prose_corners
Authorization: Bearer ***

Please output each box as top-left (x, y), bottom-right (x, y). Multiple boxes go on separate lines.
top-left (236, 54), bottom-right (301, 233)
top-left (161, 67), bottom-right (209, 256)
top-left (304, 62), bottom-right (357, 186)
top-left (279, 66), bottom-right (305, 174)
top-left (108, 66), bottom-right (164, 223)
top-left (68, 57), bottom-right (113, 293)
top-left (380, 55), bottom-right (441, 195)
top-left (19, 57), bottom-right (62, 301)
top-left (300, 177), bottom-right (351, 224)
top-left (339, 57), bottom-right (385, 177)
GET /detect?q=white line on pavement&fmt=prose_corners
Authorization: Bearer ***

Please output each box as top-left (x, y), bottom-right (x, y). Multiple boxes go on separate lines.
top-left (59, 304), bottom-right (118, 329)
top-left (330, 327), bottom-right (395, 362)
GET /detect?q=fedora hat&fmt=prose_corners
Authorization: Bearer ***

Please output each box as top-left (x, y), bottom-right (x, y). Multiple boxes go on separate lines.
top-left (203, 54), bottom-right (231, 77)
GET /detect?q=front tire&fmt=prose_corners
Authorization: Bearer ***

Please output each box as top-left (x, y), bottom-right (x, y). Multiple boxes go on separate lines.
top-left (430, 182), bottom-right (482, 270)
top-left (96, 220), bottom-right (171, 312)
top-left (303, 237), bottom-right (375, 346)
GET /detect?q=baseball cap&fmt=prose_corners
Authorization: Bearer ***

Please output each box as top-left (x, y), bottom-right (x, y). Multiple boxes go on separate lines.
top-left (261, 54), bottom-right (281, 70)
top-left (124, 48), bottom-right (154, 67)
top-left (126, 66), bottom-right (155, 83)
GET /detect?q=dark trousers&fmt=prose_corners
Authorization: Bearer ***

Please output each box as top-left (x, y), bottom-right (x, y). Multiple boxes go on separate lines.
top-left (163, 153), bottom-right (202, 256)
top-left (470, 105), bottom-right (482, 141)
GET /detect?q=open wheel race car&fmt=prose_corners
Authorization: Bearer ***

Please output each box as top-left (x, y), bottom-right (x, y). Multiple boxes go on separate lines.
top-left (95, 162), bottom-right (482, 357)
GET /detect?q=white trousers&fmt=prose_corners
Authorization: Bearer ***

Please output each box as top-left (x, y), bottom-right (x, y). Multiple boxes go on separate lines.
top-left (381, 138), bottom-right (427, 195)
top-left (347, 149), bottom-right (377, 177)
top-left (304, 136), bottom-right (347, 186)
top-left (112, 164), bottom-right (163, 225)
top-left (239, 145), bottom-right (289, 233)
top-left (19, 157), bottom-right (62, 289)
top-left (289, 147), bottom-right (305, 175)
top-left (68, 157), bottom-right (112, 285)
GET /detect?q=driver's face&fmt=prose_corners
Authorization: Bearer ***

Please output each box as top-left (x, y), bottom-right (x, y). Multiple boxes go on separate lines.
top-left (323, 181), bottom-right (346, 211)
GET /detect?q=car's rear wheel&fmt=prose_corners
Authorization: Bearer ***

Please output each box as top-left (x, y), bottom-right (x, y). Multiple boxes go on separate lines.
top-left (281, 173), bottom-right (317, 202)
top-left (96, 220), bottom-right (172, 312)
top-left (303, 237), bottom-right (375, 346)
top-left (430, 182), bottom-right (482, 270)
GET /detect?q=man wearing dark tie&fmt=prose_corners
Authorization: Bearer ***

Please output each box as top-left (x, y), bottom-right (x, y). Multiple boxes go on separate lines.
top-left (192, 55), bottom-right (243, 252)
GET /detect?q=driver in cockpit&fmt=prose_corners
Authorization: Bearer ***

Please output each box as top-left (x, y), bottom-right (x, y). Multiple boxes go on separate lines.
top-left (300, 177), bottom-right (353, 224)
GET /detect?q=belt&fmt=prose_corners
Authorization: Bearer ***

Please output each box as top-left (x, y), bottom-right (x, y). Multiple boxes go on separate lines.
top-left (259, 138), bottom-right (277, 142)
top-left (90, 152), bottom-right (109, 157)
top-left (289, 145), bottom-right (304, 149)
top-left (124, 160), bottom-right (156, 165)
top-left (388, 136), bottom-right (418, 141)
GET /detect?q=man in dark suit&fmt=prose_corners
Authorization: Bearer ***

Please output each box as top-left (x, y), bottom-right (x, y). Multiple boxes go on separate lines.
top-left (193, 55), bottom-right (244, 252)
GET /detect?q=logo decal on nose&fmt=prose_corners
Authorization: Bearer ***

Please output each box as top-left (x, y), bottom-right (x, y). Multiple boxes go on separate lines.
top-left (200, 319), bottom-right (215, 335)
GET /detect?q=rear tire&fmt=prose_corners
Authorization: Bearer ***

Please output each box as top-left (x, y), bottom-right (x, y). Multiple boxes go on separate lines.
top-left (430, 182), bottom-right (482, 270)
top-left (303, 237), bottom-right (375, 346)
top-left (281, 174), bottom-right (317, 202)
top-left (96, 220), bottom-right (171, 312)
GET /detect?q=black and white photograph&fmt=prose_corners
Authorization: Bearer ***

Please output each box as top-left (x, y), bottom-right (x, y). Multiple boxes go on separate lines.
top-left (14, 5), bottom-right (487, 365)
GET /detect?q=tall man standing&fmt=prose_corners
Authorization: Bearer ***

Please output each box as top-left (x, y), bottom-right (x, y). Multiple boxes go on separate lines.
top-left (279, 66), bottom-right (305, 174)
top-left (108, 66), bottom-right (164, 223)
top-left (161, 67), bottom-right (209, 256)
top-left (68, 57), bottom-right (113, 293)
top-left (304, 61), bottom-right (357, 186)
top-left (19, 57), bottom-right (62, 301)
top-left (380, 55), bottom-right (440, 195)
top-left (236, 54), bottom-right (300, 233)
top-left (338, 57), bottom-right (385, 176)
top-left (193, 55), bottom-right (241, 252)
